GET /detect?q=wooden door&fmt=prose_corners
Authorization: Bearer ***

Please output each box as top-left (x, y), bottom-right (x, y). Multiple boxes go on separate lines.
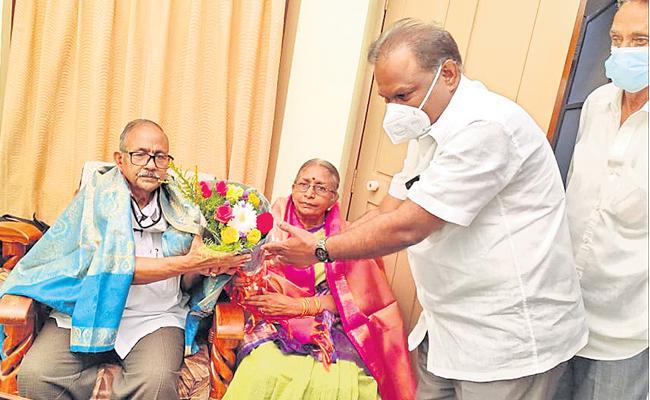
top-left (550, 0), bottom-right (615, 184)
top-left (346, 0), bottom-right (582, 331)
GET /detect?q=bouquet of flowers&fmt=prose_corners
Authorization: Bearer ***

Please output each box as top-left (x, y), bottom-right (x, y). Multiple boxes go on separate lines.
top-left (169, 163), bottom-right (281, 325)
top-left (169, 164), bottom-right (274, 274)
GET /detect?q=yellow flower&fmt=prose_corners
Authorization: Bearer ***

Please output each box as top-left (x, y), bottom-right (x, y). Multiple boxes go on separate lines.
top-left (248, 192), bottom-right (260, 208)
top-left (226, 185), bottom-right (244, 203)
top-left (246, 228), bottom-right (261, 245)
top-left (221, 226), bottom-right (239, 244)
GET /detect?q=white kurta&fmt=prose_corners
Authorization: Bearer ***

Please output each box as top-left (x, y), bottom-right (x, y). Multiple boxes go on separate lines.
top-left (566, 82), bottom-right (648, 361)
top-left (53, 191), bottom-right (189, 358)
top-left (393, 76), bottom-right (588, 382)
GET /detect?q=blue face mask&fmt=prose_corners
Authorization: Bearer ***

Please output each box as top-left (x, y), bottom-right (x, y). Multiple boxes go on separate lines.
top-left (604, 46), bottom-right (649, 93)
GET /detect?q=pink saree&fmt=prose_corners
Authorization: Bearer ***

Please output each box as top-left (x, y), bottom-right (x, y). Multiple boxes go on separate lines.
top-left (267, 196), bottom-right (417, 400)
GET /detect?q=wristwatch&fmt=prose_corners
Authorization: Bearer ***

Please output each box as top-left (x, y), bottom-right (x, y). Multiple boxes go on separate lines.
top-left (315, 238), bottom-right (333, 263)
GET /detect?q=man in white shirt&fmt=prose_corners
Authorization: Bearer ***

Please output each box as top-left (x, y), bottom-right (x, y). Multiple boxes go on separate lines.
top-left (554, 1), bottom-right (649, 399)
top-left (265, 19), bottom-right (588, 400)
top-left (17, 120), bottom-right (250, 399)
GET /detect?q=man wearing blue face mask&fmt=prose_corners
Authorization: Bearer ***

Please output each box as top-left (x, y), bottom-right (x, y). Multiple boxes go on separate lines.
top-left (554, 1), bottom-right (649, 399)
top-left (265, 18), bottom-right (588, 400)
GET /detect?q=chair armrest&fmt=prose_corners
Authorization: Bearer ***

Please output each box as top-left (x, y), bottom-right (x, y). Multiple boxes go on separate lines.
top-left (0, 295), bottom-right (35, 326)
top-left (213, 303), bottom-right (245, 341)
top-left (0, 222), bottom-right (43, 270)
top-left (0, 295), bottom-right (37, 396)
top-left (209, 303), bottom-right (245, 399)
top-left (0, 222), bottom-right (43, 245)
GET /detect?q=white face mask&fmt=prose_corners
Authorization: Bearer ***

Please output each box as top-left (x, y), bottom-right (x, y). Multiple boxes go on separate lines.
top-left (382, 64), bottom-right (443, 145)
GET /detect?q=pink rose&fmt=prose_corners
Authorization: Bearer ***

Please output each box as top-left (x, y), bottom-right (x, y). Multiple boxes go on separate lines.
top-left (256, 212), bottom-right (274, 234)
top-left (200, 181), bottom-right (212, 198)
top-left (215, 203), bottom-right (233, 223)
top-left (215, 180), bottom-right (228, 196)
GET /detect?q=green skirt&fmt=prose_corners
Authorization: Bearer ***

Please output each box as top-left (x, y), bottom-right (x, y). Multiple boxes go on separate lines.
top-left (223, 341), bottom-right (380, 400)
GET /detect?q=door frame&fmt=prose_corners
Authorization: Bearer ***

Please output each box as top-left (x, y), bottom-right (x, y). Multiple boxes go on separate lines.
top-left (546, 0), bottom-right (588, 143)
top-left (340, 1), bottom-right (388, 218)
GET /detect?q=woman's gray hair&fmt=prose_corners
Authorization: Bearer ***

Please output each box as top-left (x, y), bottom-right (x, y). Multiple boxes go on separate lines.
top-left (295, 159), bottom-right (340, 190)
top-left (119, 119), bottom-right (164, 152)
top-left (368, 18), bottom-right (462, 71)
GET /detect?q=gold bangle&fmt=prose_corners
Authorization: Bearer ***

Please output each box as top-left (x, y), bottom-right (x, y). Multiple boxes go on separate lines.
top-left (308, 297), bottom-right (315, 316)
top-left (313, 296), bottom-right (322, 314)
top-left (300, 298), bottom-right (309, 317)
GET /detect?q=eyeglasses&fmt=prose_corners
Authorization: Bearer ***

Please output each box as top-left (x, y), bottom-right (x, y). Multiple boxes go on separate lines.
top-left (292, 182), bottom-right (336, 196)
top-left (125, 151), bottom-right (174, 168)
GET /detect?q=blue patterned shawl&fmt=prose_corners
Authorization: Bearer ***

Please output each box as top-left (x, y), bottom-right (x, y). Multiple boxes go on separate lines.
top-left (0, 166), bottom-right (222, 356)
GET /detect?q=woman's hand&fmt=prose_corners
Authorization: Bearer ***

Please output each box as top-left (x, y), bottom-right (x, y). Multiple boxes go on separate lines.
top-left (186, 235), bottom-right (251, 276)
top-left (244, 293), bottom-right (303, 317)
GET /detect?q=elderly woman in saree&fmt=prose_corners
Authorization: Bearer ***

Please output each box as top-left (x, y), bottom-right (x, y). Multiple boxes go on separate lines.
top-left (223, 159), bottom-right (416, 400)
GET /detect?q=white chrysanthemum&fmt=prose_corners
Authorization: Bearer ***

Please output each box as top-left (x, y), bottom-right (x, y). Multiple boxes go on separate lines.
top-left (228, 202), bottom-right (257, 233)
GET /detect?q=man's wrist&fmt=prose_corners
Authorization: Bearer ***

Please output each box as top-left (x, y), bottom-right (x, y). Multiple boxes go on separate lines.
top-left (177, 254), bottom-right (195, 274)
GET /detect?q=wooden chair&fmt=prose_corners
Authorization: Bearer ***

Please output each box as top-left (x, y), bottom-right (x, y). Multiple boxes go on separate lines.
top-left (0, 219), bottom-right (244, 399)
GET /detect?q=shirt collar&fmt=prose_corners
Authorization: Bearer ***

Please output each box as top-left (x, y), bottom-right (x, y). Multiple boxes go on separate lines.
top-left (131, 189), bottom-right (166, 231)
top-left (426, 75), bottom-right (488, 144)
top-left (140, 190), bottom-right (160, 219)
top-left (606, 86), bottom-right (624, 114)
top-left (605, 84), bottom-right (649, 114)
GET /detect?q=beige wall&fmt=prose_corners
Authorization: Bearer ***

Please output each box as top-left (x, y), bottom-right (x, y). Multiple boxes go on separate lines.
top-left (269, 0), bottom-right (377, 200)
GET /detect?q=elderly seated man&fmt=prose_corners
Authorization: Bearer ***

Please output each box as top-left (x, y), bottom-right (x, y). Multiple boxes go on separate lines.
top-left (0, 119), bottom-right (249, 399)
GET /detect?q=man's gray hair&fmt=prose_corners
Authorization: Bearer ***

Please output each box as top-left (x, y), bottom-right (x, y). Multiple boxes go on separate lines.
top-left (618, 0), bottom-right (648, 6)
top-left (368, 18), bottom-right (462, 71)
top-left (118, 119), bottom-right (164, 151)
top-left (295, 158), bottom-right (340, 190)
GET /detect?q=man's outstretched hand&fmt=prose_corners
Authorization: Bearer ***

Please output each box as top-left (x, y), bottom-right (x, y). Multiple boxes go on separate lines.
top-left (262, 222), bottom-right (319, 267)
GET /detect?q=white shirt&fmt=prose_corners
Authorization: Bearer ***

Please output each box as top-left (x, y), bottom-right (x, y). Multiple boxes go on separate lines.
top-left (53, 191), bottom-right (189, 358)
top-left (394, 76), bottom-right (588, 382)
top-left (566, 82), bottom-right (648, 361)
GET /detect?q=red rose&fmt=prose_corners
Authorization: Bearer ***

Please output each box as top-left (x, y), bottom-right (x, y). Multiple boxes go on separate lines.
top-left (215, 180), bottom-right (228, 196)
top-left (256, 212), bottom-right (274, 234)
top-left (215, 204), bottom-right (233, 223)
top-left (200, 181), bottom-right (212, 198)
